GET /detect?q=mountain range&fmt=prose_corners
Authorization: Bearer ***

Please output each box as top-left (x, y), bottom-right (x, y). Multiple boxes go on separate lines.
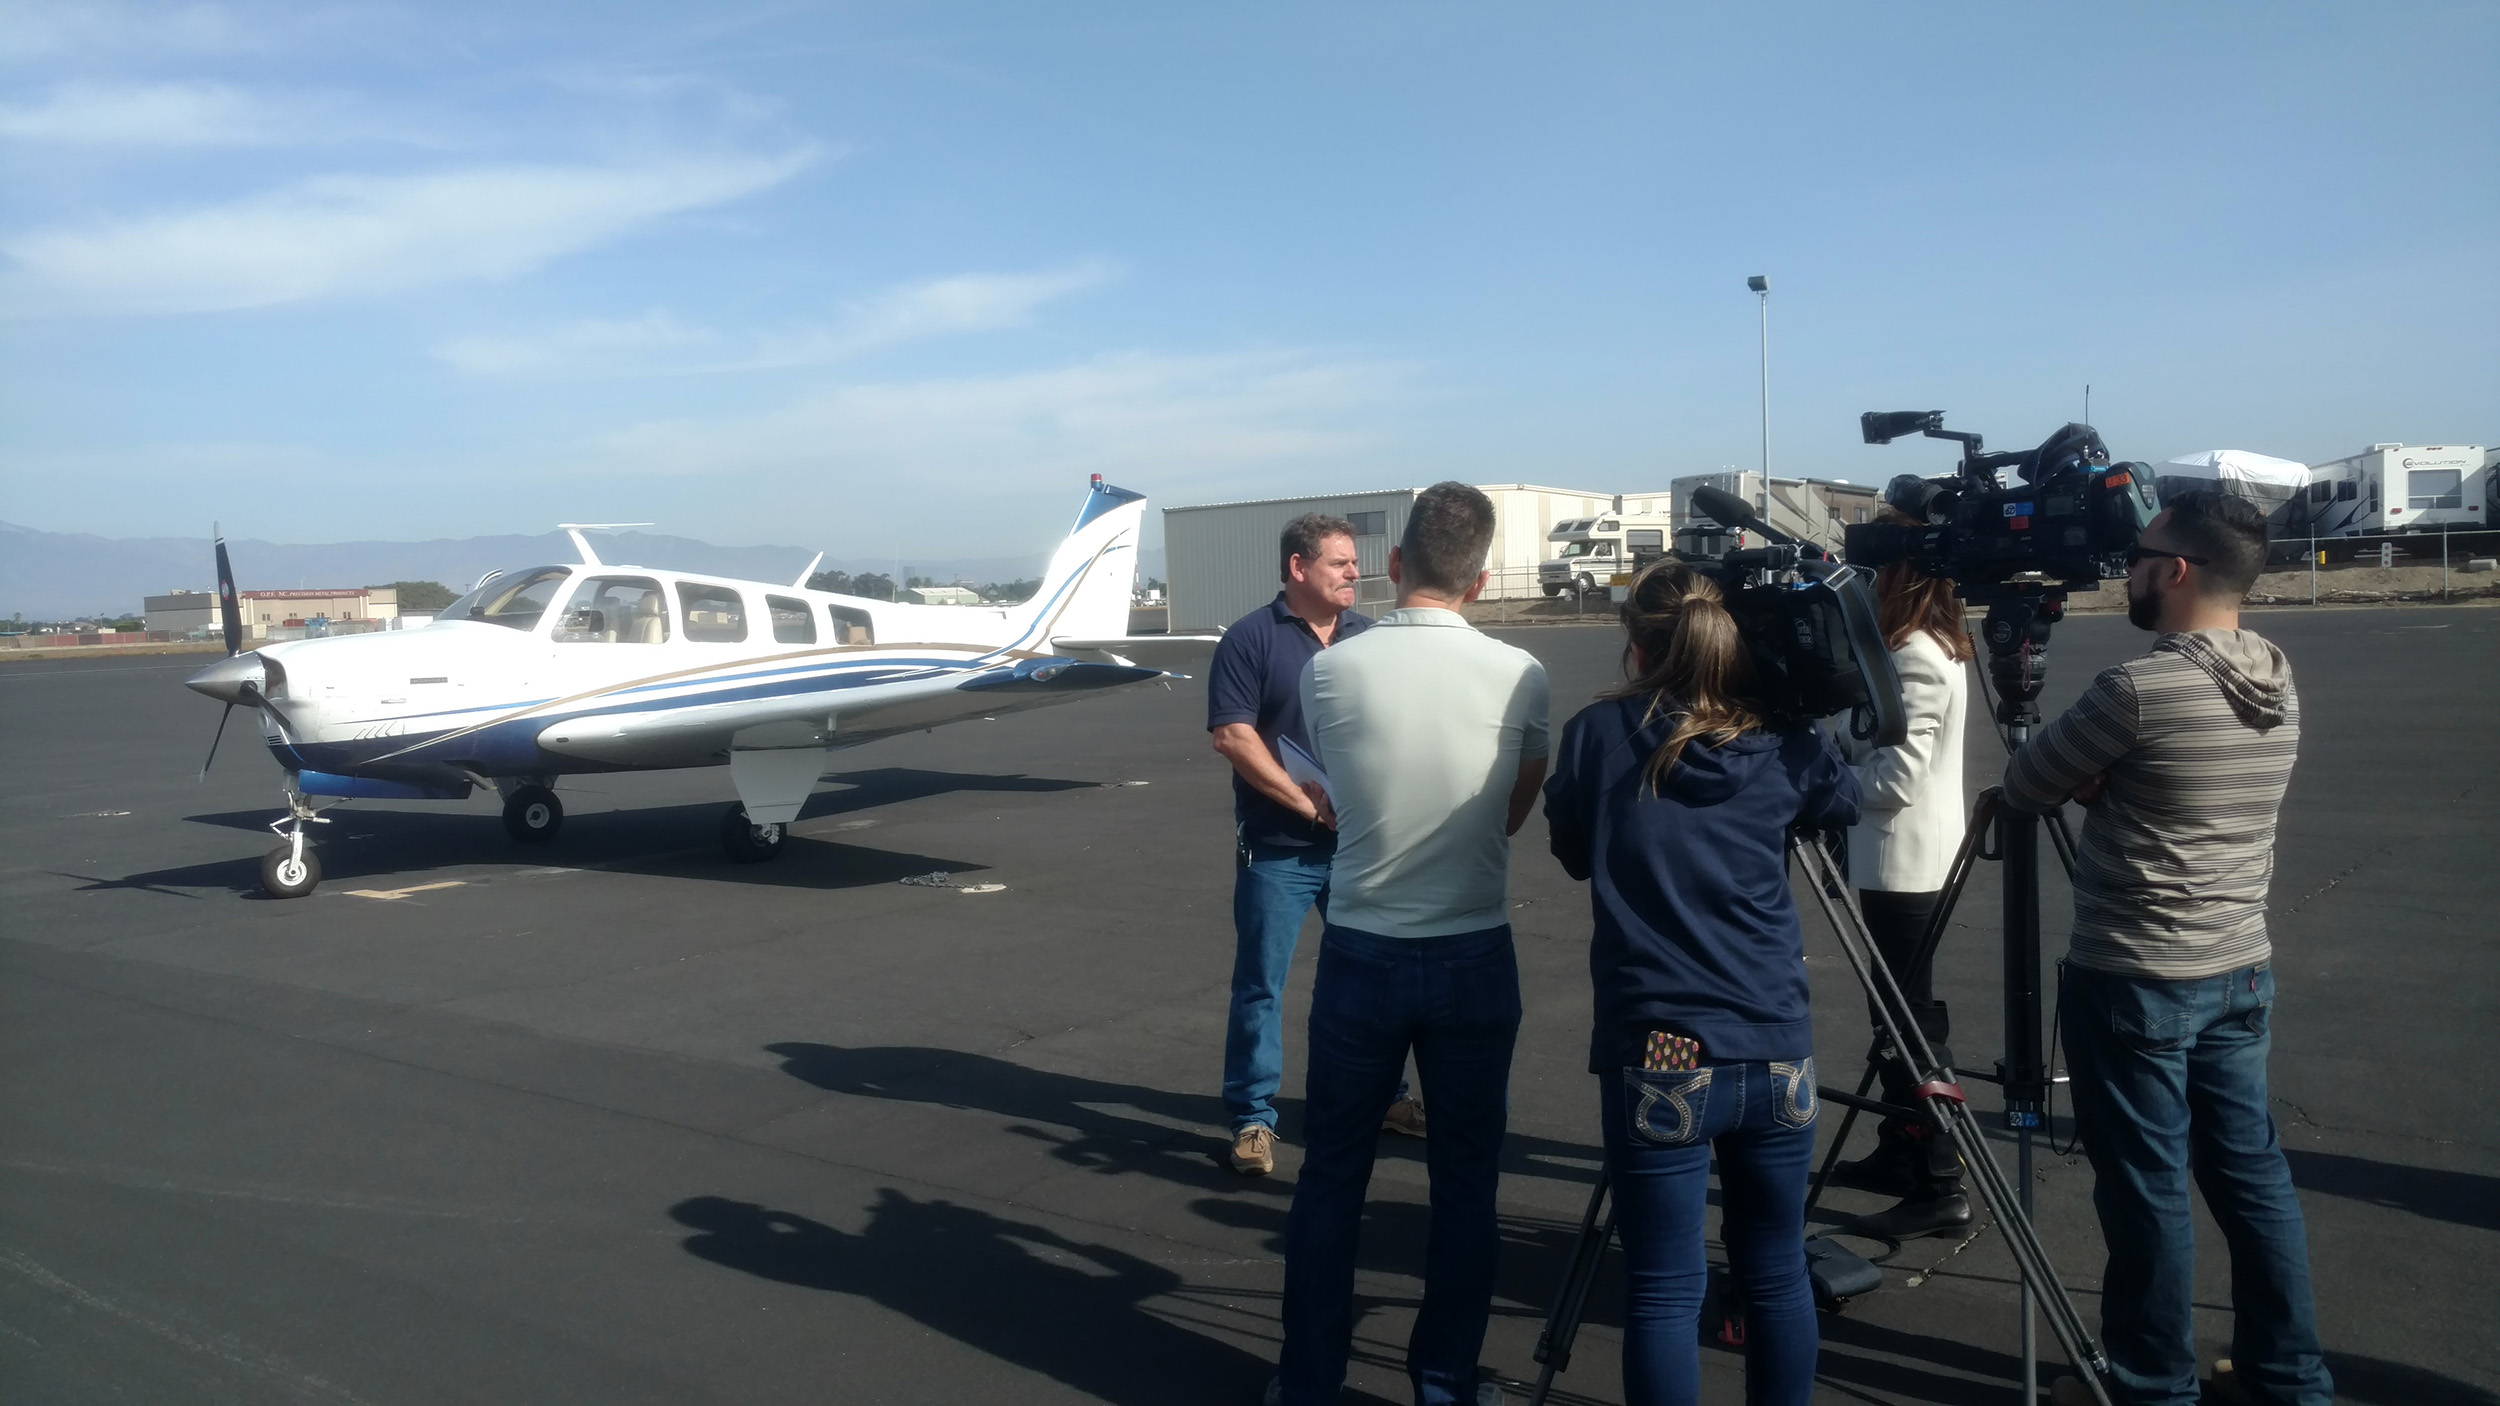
top-left (0, 521), bottom-right (1162, 620)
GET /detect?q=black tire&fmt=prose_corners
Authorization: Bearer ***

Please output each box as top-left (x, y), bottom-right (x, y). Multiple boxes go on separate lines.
top-left (1575, 573), bottom-right (1596, 596)
top-left (260, 843), bottom-right (321, 899)
top-left (720, 803), bottom-right (786, 863)
top-left (1541, 583), bottom-right (1562, 598)
top-left (502, 785), bottom-right (564, 843)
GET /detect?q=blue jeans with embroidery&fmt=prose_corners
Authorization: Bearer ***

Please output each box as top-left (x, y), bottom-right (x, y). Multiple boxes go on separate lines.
top-left (2060, 962), bottom-right (2331, 1406)
top-left (1277, 923), bottom-right (1519, 1406)
top-left (1601, 1059), bottom-right (1820, 1406)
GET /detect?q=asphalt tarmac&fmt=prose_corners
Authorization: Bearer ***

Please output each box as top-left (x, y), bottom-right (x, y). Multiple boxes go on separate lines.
top-left (2, 604), bottom-right (2494, 1405)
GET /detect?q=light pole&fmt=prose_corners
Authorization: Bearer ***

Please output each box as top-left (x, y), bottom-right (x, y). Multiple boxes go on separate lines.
top-left (1748, 275), bottom-right (1770, 524)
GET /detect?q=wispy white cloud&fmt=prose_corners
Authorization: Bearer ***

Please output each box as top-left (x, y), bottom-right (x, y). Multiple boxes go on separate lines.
top-left (592, 348), bottom-right (1410, 493)
top-left (0, 148), bottom-right (817, 316)
top-left (432, 262), bottom-right (1117, 377)
top-left (0, 80), bottom-right (389, 147)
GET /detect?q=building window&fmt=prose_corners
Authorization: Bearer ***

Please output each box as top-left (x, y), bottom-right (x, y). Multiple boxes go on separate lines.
top-left (1347, 510), bottom-right (1388, 537)
top-left (766, 595), bottom-right (816, 645)
top-left (678, 583), bottom-right (747, 643)
top-left (2408, 470), bottom-right (2462, 510)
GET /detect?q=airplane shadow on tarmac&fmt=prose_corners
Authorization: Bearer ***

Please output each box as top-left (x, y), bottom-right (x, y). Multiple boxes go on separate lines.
top-left (102, 767), bottom-right (1096, 897)
top-left (669, 1190), bottom-right (1301, 1406)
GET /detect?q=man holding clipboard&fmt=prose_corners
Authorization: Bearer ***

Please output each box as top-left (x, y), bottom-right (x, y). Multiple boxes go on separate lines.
top-left (1208, 515), bottom-right (1423, 1177)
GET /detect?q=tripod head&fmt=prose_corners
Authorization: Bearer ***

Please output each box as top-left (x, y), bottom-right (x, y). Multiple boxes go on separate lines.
top-left (1959, 582), bottom-right (2067, 731)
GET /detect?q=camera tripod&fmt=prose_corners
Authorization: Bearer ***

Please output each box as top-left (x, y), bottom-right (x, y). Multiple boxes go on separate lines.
top-left (1525, 585), bottom-right (2114, 1406)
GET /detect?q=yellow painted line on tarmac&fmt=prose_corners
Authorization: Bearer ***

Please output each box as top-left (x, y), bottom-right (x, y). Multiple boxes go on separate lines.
top-left (342, 881), bottom-right (468, 901)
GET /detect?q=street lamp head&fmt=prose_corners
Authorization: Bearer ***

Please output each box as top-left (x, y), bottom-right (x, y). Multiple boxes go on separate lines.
top-left (1747, 275), bottom-right (1769, 293)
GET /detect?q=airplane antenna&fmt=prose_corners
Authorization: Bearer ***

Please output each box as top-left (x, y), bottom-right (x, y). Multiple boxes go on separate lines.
top-left (556, 522), bottom-right (651, 568)
top-left (793, 551), bottom-right (825, 589)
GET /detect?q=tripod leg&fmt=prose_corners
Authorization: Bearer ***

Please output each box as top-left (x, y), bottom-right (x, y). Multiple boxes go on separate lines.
top-left (1527, 1171), bottom-right (1615, 1406)
top-left (1803, 1062), bottom-right (1878, 1218)
top-left (1789, 833), bottom-right (2115, 1406)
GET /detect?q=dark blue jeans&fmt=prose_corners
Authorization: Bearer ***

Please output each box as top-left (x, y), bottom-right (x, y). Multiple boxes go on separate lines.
top-left (2060, 962), bottom-right (2331, 1406)
top-left (1277, 923), bottom-right (1520, 1406)
top-left (1602, 1060), bottom-right (1820, 1406)
top-left (1224, 838), bottom-right (1334, 1132)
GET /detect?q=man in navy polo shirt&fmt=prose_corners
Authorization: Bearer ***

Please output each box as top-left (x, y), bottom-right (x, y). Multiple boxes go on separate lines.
top-left (1209, 513), bottom-right (1418, 1175)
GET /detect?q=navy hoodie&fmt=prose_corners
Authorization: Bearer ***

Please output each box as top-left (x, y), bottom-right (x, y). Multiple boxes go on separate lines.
top-left (1543, 694), bottom-right (1860, 1072)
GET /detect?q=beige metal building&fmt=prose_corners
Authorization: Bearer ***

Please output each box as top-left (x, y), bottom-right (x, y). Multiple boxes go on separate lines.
top-left (143, 589), bottom-right (230, 636)
top-left (1162, 483), bottom-right (1674, 633)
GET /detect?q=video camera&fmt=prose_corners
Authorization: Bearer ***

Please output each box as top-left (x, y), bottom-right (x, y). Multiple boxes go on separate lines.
top-left (1843, 412), bottom-right (2158, 590)
top-left (1679, 486), bottom-right (1907, 748)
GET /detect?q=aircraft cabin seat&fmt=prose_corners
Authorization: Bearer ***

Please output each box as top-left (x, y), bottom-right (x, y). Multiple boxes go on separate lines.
top-left (629, 592), bottom-right (667, 644)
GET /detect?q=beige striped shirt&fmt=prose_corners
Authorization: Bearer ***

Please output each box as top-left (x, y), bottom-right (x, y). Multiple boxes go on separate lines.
top-left (2003, 628), bottom-right (2300, 979)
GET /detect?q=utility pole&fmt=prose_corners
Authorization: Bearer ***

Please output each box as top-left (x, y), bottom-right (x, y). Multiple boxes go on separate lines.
top-left (1749, 276), bottom-right (1770, 523)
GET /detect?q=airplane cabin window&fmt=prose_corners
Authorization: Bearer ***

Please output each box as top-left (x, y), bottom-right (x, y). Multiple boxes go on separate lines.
top-left (830, 605), bottom-right (875, 646)
top-left (554, 576), bottom-right (668, 643)
top-left (454, 567), bottom-right (570, 631)
top-left (767, 595), bottom-right (816, 645)
top-left (678, 583), bottom-right (748, 643)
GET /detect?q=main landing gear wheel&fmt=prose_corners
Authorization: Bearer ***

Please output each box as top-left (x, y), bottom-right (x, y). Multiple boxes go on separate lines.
top-left (720, 803), bottom-right (786, 863)
top-left (260, 843), bottom-right (321, 899)
top-left (503, 786), bottom-right (564, 843)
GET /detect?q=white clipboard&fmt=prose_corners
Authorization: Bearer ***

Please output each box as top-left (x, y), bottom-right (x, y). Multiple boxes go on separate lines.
top-left (1277, 735), bottom-right (1332, 802)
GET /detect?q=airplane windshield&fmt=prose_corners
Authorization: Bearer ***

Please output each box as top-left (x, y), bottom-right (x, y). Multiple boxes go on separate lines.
top-left (439, 567), bottom-right (572, 631)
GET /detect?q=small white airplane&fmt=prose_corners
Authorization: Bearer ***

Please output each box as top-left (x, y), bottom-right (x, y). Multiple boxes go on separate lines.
top-left (188, 477), bottom-right (1215, 898)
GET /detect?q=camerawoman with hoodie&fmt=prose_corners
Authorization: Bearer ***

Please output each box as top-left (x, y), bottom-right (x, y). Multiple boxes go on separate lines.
top-left (1542, 558), bottom-right (1859, 1406)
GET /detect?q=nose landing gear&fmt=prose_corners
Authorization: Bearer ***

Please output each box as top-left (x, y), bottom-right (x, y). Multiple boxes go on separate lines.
top-left (261, 788), bottom-right (332, 899)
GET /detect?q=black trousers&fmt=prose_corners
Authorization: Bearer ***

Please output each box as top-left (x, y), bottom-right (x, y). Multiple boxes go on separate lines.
top-left (1857, 889), bottom-right (1962, 1193)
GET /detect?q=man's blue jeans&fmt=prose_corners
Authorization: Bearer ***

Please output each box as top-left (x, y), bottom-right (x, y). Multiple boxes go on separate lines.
top-left (1601, 1061), bottom-right (1820, 1406)
top-left (1277, 923), bottom-right (1520, 1406)
top-left (1224, 838), bottom-right (1334, 1133)
top-left (2060, 962), bottom-right (2332, 1406)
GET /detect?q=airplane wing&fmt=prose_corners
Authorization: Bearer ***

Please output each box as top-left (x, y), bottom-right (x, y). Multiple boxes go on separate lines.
top-left (537, 657), bottom-right (1166, 767)
top-left (1047, 635), bottom-right (1223, 675)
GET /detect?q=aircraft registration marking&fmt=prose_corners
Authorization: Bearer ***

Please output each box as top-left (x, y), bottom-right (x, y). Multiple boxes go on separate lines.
top-left (342, 881), bottom-right (468, 901)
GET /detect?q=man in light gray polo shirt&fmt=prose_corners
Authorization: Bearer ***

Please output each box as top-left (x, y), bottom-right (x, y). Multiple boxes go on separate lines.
top-left (1269, 482), bottom-right (1549, 1406)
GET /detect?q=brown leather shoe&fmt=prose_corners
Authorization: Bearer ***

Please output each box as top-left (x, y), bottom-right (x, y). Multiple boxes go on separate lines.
top-left (1229, 1124), bottom-right (1276, 1176)
top-left (1380, 1096), bottom-right (1428, 1138)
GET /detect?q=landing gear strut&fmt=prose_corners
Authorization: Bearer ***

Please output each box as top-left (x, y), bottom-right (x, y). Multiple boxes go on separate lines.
top-left (261, 788), bottom-right (331, 899)
top-left (720, 803), bottom-right (786, 863)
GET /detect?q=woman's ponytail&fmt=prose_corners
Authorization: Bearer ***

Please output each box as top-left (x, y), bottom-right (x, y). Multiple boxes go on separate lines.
top-left (1605, 558), bottom-right (1764, 793)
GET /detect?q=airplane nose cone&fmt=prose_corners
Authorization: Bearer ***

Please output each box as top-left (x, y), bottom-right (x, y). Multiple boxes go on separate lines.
top-left (187, 651), bottom-right (265, 705)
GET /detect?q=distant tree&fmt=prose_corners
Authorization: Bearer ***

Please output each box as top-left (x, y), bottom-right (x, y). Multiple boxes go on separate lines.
top-left (980, 578), bottom-right (1042, 604)
top-left (906, 574), bottom-right (936, 589)
top-left (377, 580), bottom-right (457, 612)
top-left (109, 616), bottom-right (145, 631)
top-left (851, 572), bottom-right (897, 601)
top-left (1145, 577), bottom-right (1166, 592)
top-left (806, 569), bottom-right (855, 595)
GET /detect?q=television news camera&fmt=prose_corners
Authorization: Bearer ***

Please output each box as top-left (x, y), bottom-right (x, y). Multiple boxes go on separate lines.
top-left (1657, 483), bottom-right (1908, 749)
top-left (1843, 411), bottom-right (2159, 589)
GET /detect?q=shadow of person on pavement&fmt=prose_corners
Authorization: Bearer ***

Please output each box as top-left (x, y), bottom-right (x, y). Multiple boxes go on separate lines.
top-left (670, 1189), bottom-right (1282, 1406)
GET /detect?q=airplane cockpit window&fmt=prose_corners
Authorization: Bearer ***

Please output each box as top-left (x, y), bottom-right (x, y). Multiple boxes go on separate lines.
top-left (678, 583), bottom-right (748, 643)
top-left (443, 567), bottom-right (570, 631)
top-left (766, 595), bottom-right (816, 645)
top-left (830, 605), bottom-right (875, 646)
top-left (554, 576), bottom-right (669, 643)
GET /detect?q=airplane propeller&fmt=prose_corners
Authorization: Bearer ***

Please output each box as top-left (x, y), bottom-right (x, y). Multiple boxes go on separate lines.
top-left (199, 523), bottom-right (246, 778)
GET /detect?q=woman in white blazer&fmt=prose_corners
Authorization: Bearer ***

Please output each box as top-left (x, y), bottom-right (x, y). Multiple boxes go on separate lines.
top-left (1829, 536), bottom-right (1973, 1239)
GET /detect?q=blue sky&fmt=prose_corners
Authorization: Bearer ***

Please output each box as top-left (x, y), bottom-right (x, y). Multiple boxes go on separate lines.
top-left (2, 2), bottom-right (2492, 562)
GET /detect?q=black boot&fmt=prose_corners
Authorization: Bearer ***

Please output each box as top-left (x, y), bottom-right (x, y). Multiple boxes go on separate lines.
top-left (1827, 1121), bottom-right (1924, 1198)
top-left (1844, 1189), bottom-right (1973, 1242)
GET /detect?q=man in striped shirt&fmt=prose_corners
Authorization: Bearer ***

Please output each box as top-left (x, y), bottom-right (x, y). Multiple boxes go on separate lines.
top-left (2006, 490), bottom-right (2330, 1406)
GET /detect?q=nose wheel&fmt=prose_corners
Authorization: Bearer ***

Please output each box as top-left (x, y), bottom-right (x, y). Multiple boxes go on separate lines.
top-left (720, 803), bottom-right (786, 863)
top-left (260, 787), bottom-right (332, 899)
top-left (502, 785), bottom-right (565, 843)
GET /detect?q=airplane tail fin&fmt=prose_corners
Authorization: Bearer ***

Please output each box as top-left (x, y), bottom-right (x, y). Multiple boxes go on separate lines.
top-left (1010, 476), bottom-right (1148, 652)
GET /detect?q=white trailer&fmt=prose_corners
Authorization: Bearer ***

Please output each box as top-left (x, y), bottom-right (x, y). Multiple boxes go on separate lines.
top-left (2288, 444), bottom-right (2491, 557)
top-left (1668, 472), bottom-right (1879, 557)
